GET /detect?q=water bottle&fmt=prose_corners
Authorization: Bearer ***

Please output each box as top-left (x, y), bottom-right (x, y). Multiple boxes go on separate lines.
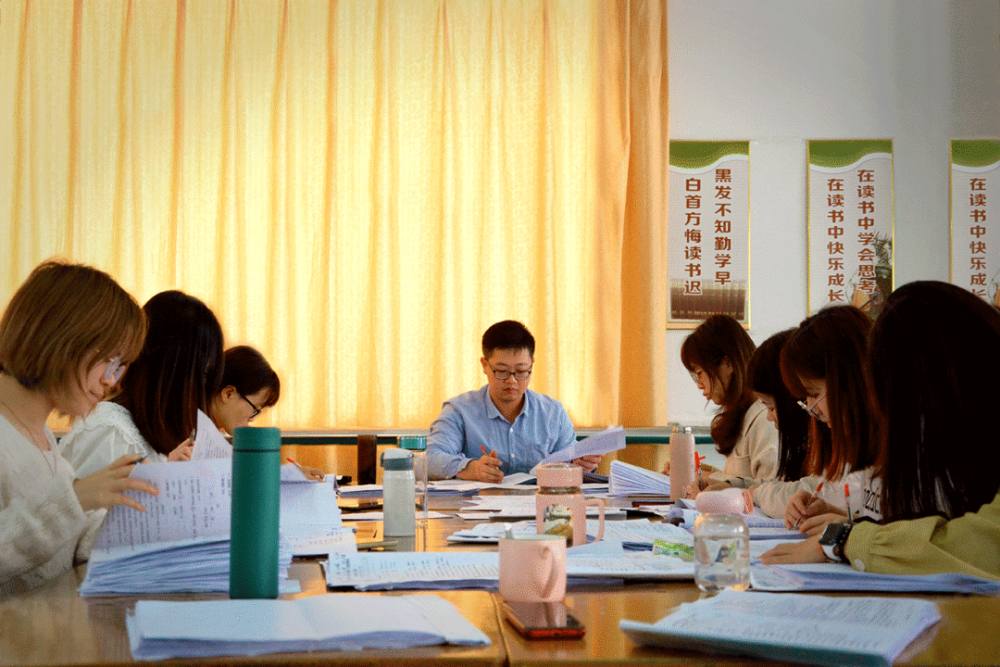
top-left (381, 448), bottom-right (416, 536)
top-left (693, 513), bottom-right (750, 593)
top-left (669, 425), bottom-right (696, 501)
top-left (398, 435), bottom-right (428, 528)
top-left (230, 426), bottom-right (281, 599)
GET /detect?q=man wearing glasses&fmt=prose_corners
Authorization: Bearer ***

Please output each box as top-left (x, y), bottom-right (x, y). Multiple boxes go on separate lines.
top-left (427, 320), bottom-right (601, 482)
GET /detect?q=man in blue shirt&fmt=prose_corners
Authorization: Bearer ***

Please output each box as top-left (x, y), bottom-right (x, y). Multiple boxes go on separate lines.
top-left (426, 320), bottom-right (602, 481)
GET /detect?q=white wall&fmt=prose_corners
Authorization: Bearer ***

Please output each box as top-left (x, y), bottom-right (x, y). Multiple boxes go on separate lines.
top-left (666, 0), bottom-right (1000, 425)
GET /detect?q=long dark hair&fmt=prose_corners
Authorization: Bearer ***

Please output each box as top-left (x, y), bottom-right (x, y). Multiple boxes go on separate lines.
top-left (870, 281), bottom-right (1000, 522)
top-left (680, 314), bottom-right (756, 456)
top-left (113, 291), bottom-right (224, 456)
top-left (780, 305), bottom-right (875, 480)
top-left (747, 329), bottom-right (810, 481)
top-left (221, 346), bottom-right (280, 408)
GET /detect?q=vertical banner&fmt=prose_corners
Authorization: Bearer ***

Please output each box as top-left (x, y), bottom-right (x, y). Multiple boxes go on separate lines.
top-left (667, 141), bottom-right (750, 328)
top-left (807, 140), bottom-right (894, 316)
top-left (951, 140), bottom-right (1000, 307)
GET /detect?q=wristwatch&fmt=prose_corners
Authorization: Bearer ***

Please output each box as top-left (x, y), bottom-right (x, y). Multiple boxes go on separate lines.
top-left (819, 522), bottom-right (852, 563)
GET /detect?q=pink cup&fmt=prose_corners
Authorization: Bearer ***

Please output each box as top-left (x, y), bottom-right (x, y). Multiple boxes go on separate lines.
top-left (498, 534), bottom-right (567, 603)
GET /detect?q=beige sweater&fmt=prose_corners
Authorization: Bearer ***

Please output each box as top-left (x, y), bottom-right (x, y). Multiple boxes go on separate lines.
top-left (708, 400), bottom-right (779, 489)
top-left (0, 415), bottom-right (102, 596)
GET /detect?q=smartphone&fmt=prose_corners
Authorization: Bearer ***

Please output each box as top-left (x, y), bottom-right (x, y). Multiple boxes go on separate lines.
top-left (502, 601), bottom-right (585, 640)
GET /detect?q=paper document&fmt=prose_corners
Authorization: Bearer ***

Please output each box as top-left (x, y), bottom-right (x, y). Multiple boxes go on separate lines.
top-left (751, 563), bottom-right (1000, 595)
top-left (189, 410), bottom-right (232, 460)
top-left (127, 594), bottom-right (490, 659)
top-left (530, 426), bottom-right (626, 472)
top-left (621, 589), bottom-right (941, 667)
top-left (608, 460), bottom-right (671, 497)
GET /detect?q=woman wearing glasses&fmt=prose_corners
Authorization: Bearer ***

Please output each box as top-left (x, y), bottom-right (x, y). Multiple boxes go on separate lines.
top-left (764, 282), bottom-right (1000, 578)
top-left (1, 260), bottom-right (159, 594)
top-left (669, 314), bottom-right (779, 494)
top-left (210, 346), bottom-right (280, 435)
top-left (777, 305), bottom-right (881, 532)
top-left (60, 290), bottom-right (224, 476)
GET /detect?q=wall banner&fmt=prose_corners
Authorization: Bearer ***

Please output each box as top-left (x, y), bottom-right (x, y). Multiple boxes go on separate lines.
top-left (667, 141), bottom-right (750, 329)
top-left (807, 140), bottom-right (894, 317)
top-left (951, 140), bottom-right (1000, 306)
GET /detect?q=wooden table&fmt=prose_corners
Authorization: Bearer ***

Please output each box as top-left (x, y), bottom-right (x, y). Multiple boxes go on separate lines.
top-left (4, 497), bottom-right (999, 667)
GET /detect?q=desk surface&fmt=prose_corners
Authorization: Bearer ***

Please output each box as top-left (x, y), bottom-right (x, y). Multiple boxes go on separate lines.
top-left (4, 499), bottom-right (999, 667)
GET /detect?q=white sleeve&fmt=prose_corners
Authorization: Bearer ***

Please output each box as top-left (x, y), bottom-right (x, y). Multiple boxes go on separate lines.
top-left (60, 423), bottom-right (142, 478)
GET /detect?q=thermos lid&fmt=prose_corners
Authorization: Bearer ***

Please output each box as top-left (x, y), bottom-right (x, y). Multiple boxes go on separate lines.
top-left (232, 426), bottom-right (281, 452)
top-left (381, 448), bottom-right (414, 471)
top-left (536, 462), bottom-right (582, 487)
top-left (397, 435), bottom-right (427, 451)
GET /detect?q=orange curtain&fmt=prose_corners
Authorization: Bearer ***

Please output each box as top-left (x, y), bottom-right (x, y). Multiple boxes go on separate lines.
top-left (0, 0), bottom-right (667, 431)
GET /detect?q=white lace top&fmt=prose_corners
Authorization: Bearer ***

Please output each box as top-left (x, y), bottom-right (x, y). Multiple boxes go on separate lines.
top-left (59, 402), bottom-right (167, 478)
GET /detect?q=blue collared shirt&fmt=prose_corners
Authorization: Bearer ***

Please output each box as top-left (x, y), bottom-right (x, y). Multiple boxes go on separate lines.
top-left (426, 385), bottom-right (576, 479)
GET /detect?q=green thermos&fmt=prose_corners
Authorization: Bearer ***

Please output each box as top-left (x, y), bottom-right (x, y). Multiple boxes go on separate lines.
top-left (229, 426), bottom-right (280, 599)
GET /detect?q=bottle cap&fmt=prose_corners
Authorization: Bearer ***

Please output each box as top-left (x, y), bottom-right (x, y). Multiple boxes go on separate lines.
top-left (232, 426), bottom-right (281, 452)
top-left (381, 449), bottom-right (414, 471)
top-left (397, 435), bottom-right (427, 451)
top-left (536, 463), bottom-right (582, 488)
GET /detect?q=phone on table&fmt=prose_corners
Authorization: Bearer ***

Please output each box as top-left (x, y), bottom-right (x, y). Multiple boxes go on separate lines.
top-left (502, 601), bottom-right (585, 640)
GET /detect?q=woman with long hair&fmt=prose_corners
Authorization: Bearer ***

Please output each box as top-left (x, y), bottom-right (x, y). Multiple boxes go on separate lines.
top-left (764, 283), bottom-right (1000, 578)
top-left (1, 260), bottom-right (158, 594)
top-left (744, 329), bottom-right (821, 517)
top-left (667, 314), bottom-right (778, 491)
top-left (60, 290), bottom-right (224, 476)
top-left (778, 305), bottom-right (880, 532)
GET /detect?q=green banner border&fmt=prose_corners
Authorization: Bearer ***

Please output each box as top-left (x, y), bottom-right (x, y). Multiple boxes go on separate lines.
top-left (670, 141), bottom-right (750, 170)
top-left (808, 140), bottom-right (893, 169)
top-left (951, 140), bottom-right (1000, 168)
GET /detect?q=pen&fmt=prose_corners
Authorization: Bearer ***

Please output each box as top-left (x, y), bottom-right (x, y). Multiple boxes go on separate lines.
top-left (794, 481), bottom-right (824, 530)
top-left (694, 452), bottom-right (706, 476)
top-left (844, 483), bottom-right (853, 526)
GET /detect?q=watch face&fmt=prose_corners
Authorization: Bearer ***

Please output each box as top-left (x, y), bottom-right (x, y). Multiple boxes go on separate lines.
top-left (820, 523), bottom-right (845, 544)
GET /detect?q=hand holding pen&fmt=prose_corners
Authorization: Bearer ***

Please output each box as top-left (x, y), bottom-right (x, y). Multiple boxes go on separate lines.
top-left (793, 481), bottom-right (824, 529)
top-left (474, 445), bottom-right (504, 483)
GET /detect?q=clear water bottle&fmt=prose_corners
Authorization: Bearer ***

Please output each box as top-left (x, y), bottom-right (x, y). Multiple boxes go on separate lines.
top-left (381, 448), bottom-right (416, 537)
top-left (693, 513), bottom-right (750, 593)
top-left (398, 435), bottom-right (428, 528)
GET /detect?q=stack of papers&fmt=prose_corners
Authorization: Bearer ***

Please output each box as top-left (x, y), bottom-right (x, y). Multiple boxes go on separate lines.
top-left (127, 594), bottom-right (490, 659)
top-left (447, 518), bottom-right (694, 551)
top-left (608, 460), bottom-right (671, 497)
top-left (81, 459), bottom-right (306, 596)
top-left (456, 494), bottom-right (624, 521)
top-left (528, 426), bottom-right (627, 473)
top-left (621, 589), bottom-right (940, 667)
top-left (325, 546), bottom-right (694, 591)
top-left (751, 563), bottom-right (1000, 594)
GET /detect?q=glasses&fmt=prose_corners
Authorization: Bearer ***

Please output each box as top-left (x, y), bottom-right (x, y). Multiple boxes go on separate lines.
top-left (797, 392), bottom-right (826, 419)
top-left (102, 357), bottom-right (126, 385)
top-left (690, 369), bottom-right (706, 384)
top-left (486, 363), bottom-right (532, 381)
top-left (239, 392), bottom-right (262, 421)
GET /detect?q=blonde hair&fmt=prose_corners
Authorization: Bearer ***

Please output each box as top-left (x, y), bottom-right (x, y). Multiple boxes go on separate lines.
top-left (0, 259), bottom-right (146, 394)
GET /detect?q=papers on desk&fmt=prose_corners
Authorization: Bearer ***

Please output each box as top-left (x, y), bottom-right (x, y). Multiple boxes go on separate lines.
top-left (456, 494), bottom-right (624, 521)
top-left (447, 518), bottom-right (694, 552)
top-left (126, 594), bottom-right (490, 660)
top-left (751, 563), bottom-right (1000, 595)
top-left (325, 547), bottom-right (694, 591)
top-left (338, 510), bottom-right (451, 522)
top-left (529, 426), bottom-right (626, 472)
top-left (608, 460), bottom-right (671, 497)
top-left (620, 589), bottom-right (940, 667)
top-left (81, 458), bottom-right (337, 595)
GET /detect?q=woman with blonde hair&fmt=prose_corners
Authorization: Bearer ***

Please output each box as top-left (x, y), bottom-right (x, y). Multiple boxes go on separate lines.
top-left (0, 260), bottom-right (159, 594)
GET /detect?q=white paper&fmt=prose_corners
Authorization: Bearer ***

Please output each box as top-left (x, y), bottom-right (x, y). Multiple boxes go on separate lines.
top-left (127, 594), bottom-right (490, 659)
top-left (621, 589), bottom-right (940, 667)
top-left (608, 460), bottom-right (672, 497)
top-left (530, 426), bottom-right (626, 471)
top-left (189, 410), bottom-right (233, 461)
